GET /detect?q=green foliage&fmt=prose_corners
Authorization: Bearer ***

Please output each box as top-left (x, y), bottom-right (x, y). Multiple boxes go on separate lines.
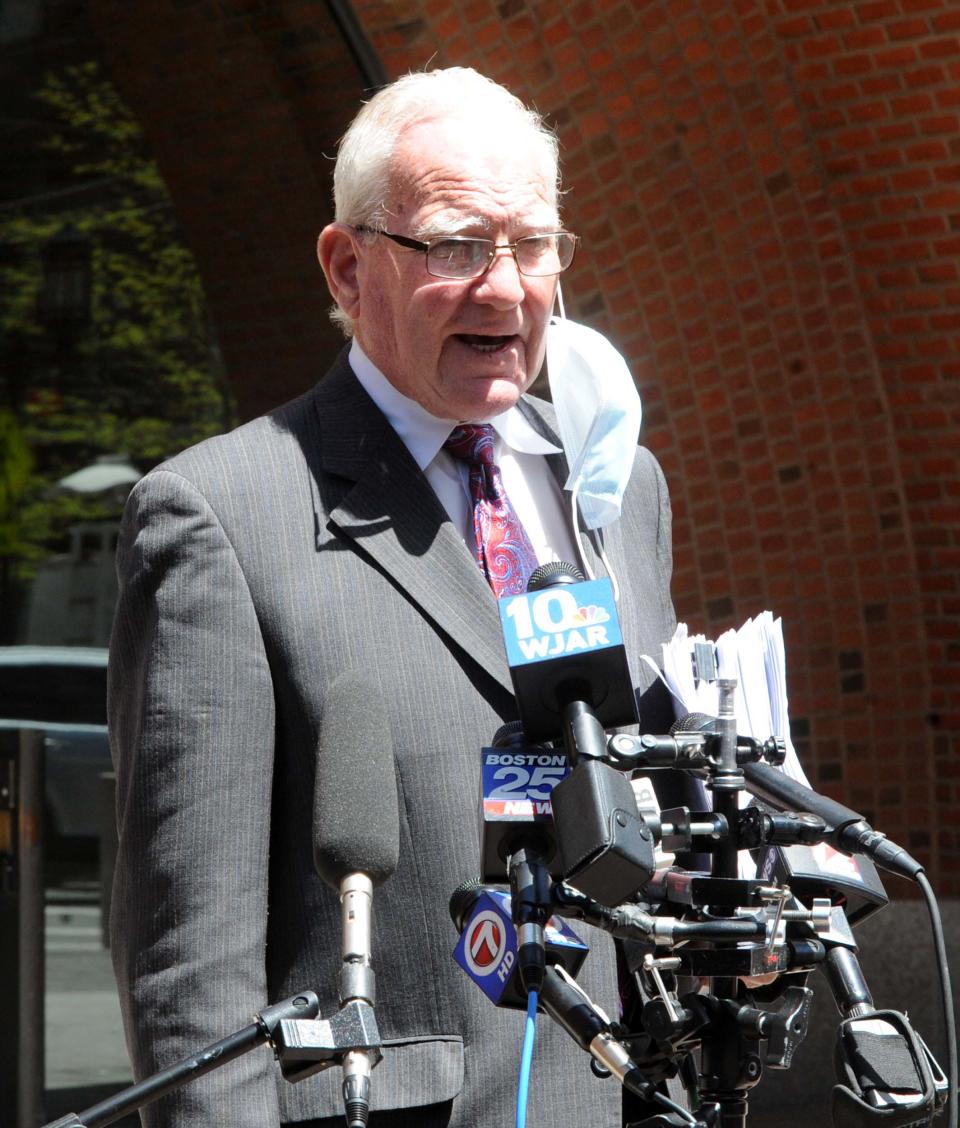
top-left (0, 60), bottom-right (233, 597)
top-left (0, 410), bottom-right (34, 556)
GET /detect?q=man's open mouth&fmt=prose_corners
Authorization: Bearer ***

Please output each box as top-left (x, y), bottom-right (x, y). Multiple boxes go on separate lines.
top-left (456, 334), bottom-right (516, 353)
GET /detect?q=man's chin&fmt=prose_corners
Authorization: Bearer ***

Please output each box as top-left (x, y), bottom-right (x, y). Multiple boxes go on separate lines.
top-left (455, 376), bottom-right (528, 422)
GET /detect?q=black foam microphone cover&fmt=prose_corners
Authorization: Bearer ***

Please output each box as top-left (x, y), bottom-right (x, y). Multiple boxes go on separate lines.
top-left (527, 560), bottom-right (585, 589)
top-left (313, 671), bottom-right (400, 889)
top-left (449, 877), bottom-right (485, 931)
top-left (670, 712), bottom-right (717, 735)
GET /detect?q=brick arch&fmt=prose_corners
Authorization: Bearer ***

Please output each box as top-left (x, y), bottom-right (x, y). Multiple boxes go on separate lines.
top-left (87, 0), bottom-right (376, 420)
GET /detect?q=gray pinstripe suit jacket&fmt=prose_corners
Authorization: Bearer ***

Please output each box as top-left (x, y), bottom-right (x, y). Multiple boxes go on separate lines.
top-left (107, 349), bottom-right (678, 1127)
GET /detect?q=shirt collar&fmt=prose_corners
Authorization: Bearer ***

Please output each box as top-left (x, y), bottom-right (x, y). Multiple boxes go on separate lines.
top-left (349, 339), bottom-right (561, 470)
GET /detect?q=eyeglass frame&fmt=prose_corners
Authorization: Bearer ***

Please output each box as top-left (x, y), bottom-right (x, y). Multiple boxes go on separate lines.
top-left (351, 225), bottom-right (579, 280)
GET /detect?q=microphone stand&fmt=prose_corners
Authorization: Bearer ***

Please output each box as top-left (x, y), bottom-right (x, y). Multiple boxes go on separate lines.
top-left (42, 984), bottom-right (390, 1128)
top-left (548, 680), bottom-right (824, 1128)
top-left (695, 680), bottom-right (760, 1128)
top-left (550, 685), bottom-right (950, 1128)
top-left (42, 992), bottom-right (321, 1128)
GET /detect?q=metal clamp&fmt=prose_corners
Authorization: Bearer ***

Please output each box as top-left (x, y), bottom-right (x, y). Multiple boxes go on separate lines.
top-left (643, 952), bottom-right (682, 1024)
top-left (762, 986), bottom-right (813, 1068)
top-left (755, 884), bottom-right (791, 955)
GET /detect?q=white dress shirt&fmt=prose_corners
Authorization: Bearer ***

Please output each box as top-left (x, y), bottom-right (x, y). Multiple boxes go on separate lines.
top-left (349, 339), bottom-right (580, 570)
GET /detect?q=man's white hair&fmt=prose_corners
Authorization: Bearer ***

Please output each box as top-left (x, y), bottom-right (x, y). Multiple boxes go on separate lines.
top-left (328, 67), bottom-right (561, 335)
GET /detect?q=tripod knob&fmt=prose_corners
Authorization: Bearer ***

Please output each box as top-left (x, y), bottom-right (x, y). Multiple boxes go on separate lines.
top-left (761, 986), bottom-right (813, 1068)
top-left (642, 995), bottom-right (696, 1045)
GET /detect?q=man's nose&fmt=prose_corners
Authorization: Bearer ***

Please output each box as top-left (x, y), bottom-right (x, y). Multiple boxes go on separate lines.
top-left (473, 247), bottom-right (526, 305)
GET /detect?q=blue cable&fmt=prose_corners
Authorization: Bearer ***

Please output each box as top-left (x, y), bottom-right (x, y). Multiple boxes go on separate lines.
top-left (516, 988), bottom-right (538, 1128)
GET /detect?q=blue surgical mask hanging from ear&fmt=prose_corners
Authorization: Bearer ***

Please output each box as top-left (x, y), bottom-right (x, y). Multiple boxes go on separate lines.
top-left (546, 285), bottom-right (643, 537)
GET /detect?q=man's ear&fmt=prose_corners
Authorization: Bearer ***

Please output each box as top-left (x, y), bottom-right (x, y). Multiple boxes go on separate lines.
top-left (317, 223), bottom-right (361, 320)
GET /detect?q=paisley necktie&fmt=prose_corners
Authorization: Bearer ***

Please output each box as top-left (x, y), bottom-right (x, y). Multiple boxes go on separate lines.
top-left (443, 423), bottom-right (539, 597)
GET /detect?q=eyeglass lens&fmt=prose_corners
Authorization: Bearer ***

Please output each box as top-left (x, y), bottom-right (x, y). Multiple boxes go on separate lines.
top-left (428, 233), bottom-right (575, 278)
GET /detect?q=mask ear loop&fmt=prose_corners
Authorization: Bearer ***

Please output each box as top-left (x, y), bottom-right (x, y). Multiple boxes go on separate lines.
top-left (595, 524), bottom-right (622, 604)
top-left (554, 284), bottom-right (595, 583)
top-left (553, 282), bottom-right (622, 602)
top-left (569, 481), bottom-right (593, 582)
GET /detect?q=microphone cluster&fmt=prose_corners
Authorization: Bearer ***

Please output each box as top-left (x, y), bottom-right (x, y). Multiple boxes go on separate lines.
top-left (40, 566), bottom-right (951, 1128)
top-left (451, 562), bottom-right (952, 1128)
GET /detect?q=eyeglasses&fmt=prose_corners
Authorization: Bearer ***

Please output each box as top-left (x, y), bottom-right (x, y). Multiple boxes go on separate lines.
top-left (353, 226), bottom-right (578, 280)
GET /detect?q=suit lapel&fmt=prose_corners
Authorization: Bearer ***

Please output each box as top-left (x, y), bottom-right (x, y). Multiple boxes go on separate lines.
top-left (306, 355), bottom-right (513, 695)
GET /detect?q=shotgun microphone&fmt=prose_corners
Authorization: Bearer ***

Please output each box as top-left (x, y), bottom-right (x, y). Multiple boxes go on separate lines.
top-left (312, 672), bottom-right (401, 1128)
top-left (742, 761), bottom-right (922, 882)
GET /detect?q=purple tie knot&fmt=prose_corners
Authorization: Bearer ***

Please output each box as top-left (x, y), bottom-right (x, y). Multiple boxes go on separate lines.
top-left (443, 423), bottom-right (497, 468)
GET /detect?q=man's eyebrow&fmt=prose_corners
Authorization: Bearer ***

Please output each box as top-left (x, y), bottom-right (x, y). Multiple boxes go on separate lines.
top-left (411, 212), bottom-right (562, 240)
top-left (411, 214), bottom-right (487, 239)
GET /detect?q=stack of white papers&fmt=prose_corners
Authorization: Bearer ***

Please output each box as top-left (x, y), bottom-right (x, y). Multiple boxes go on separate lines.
top-left (659, 611), bottom-right (810, 789)
top-left (649, 613), bottom-right (811, 878)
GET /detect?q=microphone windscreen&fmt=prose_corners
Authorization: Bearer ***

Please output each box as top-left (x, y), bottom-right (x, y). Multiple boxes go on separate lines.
top-left (526, 560), bottom-right (585, 590)
top-left (313, 671), bottom-right (400, 889)
top-left (448, 876), bottom-right (485, 930)
top-left (670, 712), bottom-right (717, 735)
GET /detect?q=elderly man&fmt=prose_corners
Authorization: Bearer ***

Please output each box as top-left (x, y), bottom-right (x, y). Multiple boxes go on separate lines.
top-left (108, 67), bottom-right (678, 1127)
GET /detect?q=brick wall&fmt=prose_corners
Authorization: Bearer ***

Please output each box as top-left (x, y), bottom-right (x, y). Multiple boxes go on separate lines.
top-left (767, 0), bottom-right (960, 885)
top-left (352, 0), bottom-right (960, 894)
top-left (89, 0), bottom-right (959, 892)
